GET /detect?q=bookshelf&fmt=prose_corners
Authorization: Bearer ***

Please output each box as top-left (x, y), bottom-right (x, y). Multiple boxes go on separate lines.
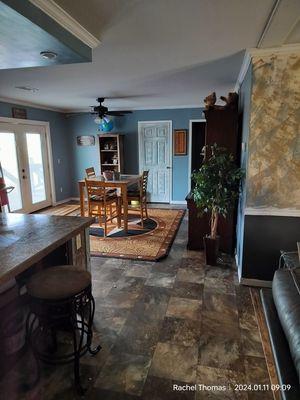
top-left (98, 134), bottom-right (124, 173)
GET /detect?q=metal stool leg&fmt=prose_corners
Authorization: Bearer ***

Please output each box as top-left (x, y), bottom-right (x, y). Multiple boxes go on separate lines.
top-left (87, 295), bottom-right (101, 356)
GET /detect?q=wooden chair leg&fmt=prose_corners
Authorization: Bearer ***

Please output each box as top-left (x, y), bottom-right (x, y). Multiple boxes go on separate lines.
top-left (117, 201), bottom-right (121, 228)
top-left (145, 201), bottom-right (149, 219)
top-left (140, 205), bottom-right (144, 228)
top-left (104, 205), bottom-right (107, 236)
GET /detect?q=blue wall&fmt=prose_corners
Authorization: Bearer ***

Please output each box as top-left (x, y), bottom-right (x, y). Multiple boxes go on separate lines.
top-left (0, 102), bottom-right (203, 202)
top-left (0, 101), bottom-right (71, 201)
top-left (67, 108), bottom-right (204, 201)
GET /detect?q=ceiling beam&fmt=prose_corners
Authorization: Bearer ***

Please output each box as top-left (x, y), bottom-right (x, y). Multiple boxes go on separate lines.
top-left (28, 0), bottom-right (100, 48)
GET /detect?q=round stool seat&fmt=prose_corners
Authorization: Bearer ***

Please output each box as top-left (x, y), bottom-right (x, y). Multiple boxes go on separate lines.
top-left (26, 266), bottom-right (91, 300)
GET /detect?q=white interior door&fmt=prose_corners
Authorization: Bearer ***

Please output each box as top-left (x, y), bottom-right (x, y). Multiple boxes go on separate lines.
top-left (139, 121), bottom-right (172, 203)
top-left (0, 122), bottom-right (52, 213)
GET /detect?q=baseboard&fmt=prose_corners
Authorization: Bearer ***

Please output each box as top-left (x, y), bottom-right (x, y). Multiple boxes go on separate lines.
top-left (53, 197), bottom-right (73, 206)
top-left (240, 277), bottom-right (272, 288)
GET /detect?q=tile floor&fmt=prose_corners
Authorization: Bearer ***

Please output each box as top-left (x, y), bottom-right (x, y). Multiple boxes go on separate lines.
top-left (2, 214), bottom-right (272, 400)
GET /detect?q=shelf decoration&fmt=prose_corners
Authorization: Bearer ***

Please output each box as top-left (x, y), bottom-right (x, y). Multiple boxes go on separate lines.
top-left (174, 129), bottom-right (187, 155)
top-left (76, 135), bottom-right (95, 146)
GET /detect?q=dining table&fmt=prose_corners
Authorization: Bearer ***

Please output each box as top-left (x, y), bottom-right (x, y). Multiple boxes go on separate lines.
top-left (78, 174), bottom-right (141, 233)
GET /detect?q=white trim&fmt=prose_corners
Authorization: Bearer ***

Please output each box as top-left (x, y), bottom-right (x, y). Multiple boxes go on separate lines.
top-left (248, 44), bottom-right (300, 57)
top-left (0, 97), bottom-right (203, 114)
top-left (0, 116), bottom-right (56, 206)
top-left (188, 119), bottom-right (206, 193)
top-left (138, 120), bottom-right (173, 203)
top-left (234, 51), bottom-right (251, 93)
top-left (28, 0), bottom-right (100, 48)
top-left (170, 201), bottom-right (186, 205)
top-left (234, 44), bottom-right (300, 92)
top-left (0, 97), bottom-right (63, 113)
top-left (235, 253), bottom-right (242, 283)
top-left (240, 278), bottom-right (272, 288)
top-left (244, 207), bottom-right (300, 217)
top-left (66, 104), bottom-right (203, 113)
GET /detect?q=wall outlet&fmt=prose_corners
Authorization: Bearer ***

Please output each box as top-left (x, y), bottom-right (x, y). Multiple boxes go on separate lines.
top-left (60, 187), bottom-right (63, 193)
top-left (57, 158), bottom-right (61, 164)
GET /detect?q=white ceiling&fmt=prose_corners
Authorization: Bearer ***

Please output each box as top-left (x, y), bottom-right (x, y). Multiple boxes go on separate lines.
top-left (0, 0), bottom-right (298, 112)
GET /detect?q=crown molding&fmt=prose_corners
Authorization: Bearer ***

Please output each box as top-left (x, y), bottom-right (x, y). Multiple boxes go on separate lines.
top-left (248, 43), bottom-right (300, 57)
top-left (0, 96), bottom-right (205, 114)
top-left (63, 104), bottom-right (204, 114)
top-left (234, 50), bottom-right (251, 93)
top-left (28, 0), bottom-right (100, 48)
top-left (0, 96), bottom-right (64, 113)
top-left (234, 43), bottom-right (300, 92)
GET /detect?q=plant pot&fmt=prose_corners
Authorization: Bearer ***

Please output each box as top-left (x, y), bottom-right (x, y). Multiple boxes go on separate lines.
top-left (203, 235), bottom-right (220, 266)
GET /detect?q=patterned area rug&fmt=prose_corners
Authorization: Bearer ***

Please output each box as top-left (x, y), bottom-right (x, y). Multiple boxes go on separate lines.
top-left (39, 204), bottom-right (185, 261)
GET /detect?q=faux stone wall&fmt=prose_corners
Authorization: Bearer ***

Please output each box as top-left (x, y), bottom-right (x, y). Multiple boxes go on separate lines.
top-left (246, 53), bottom-right (300, 209)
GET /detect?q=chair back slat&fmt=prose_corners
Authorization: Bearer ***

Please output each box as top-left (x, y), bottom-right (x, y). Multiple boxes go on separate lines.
top-left (140, 170), bottom-right (149, 196)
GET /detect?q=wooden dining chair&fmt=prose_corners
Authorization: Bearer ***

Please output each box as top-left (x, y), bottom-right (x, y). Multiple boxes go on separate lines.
top-left (85, 179), bottom-right (121, 237)
top-left (127, 170), bottom-right (149, 227)
top-left (85, 167), bottom-right (96, 178)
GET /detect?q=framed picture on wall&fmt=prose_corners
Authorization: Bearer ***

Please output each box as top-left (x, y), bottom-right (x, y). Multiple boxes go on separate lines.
top-left (77, 135), bottom-right (95, 146)
top-left (174, 129), bottom-right (187, 155)
top-left (12, 107), bottom-right (27, 119)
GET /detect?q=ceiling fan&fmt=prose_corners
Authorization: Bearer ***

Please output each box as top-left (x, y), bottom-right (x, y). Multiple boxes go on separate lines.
top-left (91, 97), bottom-right (132, 119)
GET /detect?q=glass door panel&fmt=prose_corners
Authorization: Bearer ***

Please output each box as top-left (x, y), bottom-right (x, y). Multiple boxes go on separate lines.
top-left (0, 131), bottom-right (23, 211)
top-left (26, 133), bottom-right (47, 204)
top-left (0, 122), bottom-right (52, 213)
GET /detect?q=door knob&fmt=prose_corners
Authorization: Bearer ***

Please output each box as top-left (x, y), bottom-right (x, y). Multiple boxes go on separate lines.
top-left (166, 166), bottom-right (171, 169)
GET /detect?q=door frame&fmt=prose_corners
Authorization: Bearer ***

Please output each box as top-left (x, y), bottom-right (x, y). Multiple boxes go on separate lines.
top-left (138, 120), bottom-right (173, 203)
top-left (188, 119), bottom-right (206, 193)
top-left (0, 116), bottom-right (56, 206)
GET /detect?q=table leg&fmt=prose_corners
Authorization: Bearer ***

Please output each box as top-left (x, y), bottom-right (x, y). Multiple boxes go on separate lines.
top-left (122, 186), bottom-right (128, 233)
top-left (79, 183), bottom-right (85, 216)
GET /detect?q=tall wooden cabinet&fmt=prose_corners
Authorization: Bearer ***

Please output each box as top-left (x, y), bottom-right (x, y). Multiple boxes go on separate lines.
top-left (98, 134), bottom-right (124, 173)
top-left (186, 104), bottom-right (240, 254)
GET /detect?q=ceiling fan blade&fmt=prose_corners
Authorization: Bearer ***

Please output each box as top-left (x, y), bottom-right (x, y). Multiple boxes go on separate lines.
top-left (107, 110), bottom-right (132, 116)
top-left (106, 112), bottom-right (125, 116)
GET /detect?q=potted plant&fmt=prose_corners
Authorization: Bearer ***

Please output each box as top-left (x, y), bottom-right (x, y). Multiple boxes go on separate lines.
top-left (192, 144), bottom-right (244, 265)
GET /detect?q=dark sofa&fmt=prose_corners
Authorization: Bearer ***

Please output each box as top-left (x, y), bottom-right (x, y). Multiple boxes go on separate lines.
top-left (261, 269), bottom-right (300, 400)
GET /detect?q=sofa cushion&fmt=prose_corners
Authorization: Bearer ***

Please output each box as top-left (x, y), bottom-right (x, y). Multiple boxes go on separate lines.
top-left (273, 269), bottom-right (300, 383)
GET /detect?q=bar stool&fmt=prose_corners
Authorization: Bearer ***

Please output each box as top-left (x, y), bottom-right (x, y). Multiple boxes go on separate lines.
top-left (25, 265), bottom-right (101, 394)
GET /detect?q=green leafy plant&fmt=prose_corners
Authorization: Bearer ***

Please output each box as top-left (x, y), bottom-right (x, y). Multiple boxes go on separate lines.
top-left (192, 144), bottom-right (244, 239)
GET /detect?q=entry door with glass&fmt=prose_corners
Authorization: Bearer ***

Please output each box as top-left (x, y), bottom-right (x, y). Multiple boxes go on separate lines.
top-left (0, 122), bottom-right (52, 213)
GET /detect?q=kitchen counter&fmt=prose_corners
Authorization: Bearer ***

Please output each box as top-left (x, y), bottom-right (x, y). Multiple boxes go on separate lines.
top-left (0, 213), bottom-right (94, 285)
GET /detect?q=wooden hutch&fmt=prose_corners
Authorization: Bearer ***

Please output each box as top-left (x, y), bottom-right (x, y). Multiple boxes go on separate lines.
top-left (186, 96), bottom-right (240, 254)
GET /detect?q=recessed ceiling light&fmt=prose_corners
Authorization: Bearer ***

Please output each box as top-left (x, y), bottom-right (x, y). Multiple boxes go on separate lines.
top-left (15, 86), bottom-right (39, 93)
top-left (40, 51), bottom-right (58, 60)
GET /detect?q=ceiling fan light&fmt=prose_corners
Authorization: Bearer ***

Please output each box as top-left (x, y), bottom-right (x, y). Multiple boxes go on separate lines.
top-left (94, 117), bottom-right (102, 124)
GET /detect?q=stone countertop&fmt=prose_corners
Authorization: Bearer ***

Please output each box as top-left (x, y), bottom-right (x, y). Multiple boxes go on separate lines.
top-left (0, 213), bottom-right (94, 285)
